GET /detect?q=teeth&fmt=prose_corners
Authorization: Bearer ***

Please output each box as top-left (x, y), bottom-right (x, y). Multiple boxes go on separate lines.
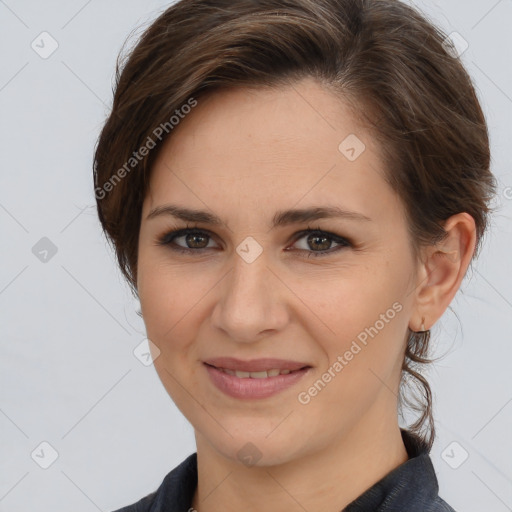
top-left (219, 368), bottom-right (297, 378)
top-left (246, 371), bottom-right (268, 378)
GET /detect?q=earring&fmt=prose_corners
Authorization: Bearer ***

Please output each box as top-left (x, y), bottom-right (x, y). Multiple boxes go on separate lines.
top-left (408, 316), bottom-right (428, 333)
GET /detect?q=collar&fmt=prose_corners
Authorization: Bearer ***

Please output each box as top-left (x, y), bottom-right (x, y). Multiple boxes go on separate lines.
top-left (343, 429), bottom-right (441, 511)
top-left (148, 429), bottom-right (442, 512)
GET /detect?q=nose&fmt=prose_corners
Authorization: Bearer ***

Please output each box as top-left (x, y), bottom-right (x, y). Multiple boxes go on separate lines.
top-left (210, 249), bottom-right (289, 343)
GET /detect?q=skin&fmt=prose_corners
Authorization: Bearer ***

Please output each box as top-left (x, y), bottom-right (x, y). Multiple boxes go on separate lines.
top-left (136, 76), bottom-right (476, 512)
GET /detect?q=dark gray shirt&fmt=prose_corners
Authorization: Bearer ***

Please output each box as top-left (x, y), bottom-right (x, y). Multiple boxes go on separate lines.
top-left (112, 429), bottom-right (456, 511)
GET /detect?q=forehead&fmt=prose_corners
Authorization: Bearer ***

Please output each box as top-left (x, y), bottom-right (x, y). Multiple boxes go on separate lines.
top-left (144, 78), bottom-right (398, 223)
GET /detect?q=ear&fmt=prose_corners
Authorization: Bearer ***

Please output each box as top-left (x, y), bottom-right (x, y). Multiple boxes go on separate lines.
top-left (409, 212), bottom-right (477, 331)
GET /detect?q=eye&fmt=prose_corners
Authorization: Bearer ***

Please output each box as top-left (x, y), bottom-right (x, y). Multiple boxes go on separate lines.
top-left (155, 225), bottom-right (352, 258)
top-left (156, 227), bottom-right (218, 254)
top-left (289, 228), bottom-right (352, 258)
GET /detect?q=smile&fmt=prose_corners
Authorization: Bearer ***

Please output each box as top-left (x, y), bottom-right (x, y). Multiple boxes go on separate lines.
top-left (214, 367), bottom-right (299, 378)
top-left (203, 359), bottom-right (312, 399)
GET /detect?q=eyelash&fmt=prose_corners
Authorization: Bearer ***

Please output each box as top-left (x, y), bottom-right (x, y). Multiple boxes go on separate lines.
top-left (155, 224), bottom-right (352, 258)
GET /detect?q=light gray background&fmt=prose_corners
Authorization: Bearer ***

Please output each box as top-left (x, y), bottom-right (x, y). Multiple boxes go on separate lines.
top-left (1, 1), bottom-right (511, 511)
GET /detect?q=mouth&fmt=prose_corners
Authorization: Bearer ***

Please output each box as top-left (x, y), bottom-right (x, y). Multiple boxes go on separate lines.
top-left (203, 357), bottom-right (312, 399)
top-left (203, 356), bottom-right (311, 373)
top-left (204, 363), bottom-right (309, 378)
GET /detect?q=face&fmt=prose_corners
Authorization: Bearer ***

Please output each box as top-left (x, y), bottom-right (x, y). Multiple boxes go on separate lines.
top-left (137, 77), bottom-right (420, 466)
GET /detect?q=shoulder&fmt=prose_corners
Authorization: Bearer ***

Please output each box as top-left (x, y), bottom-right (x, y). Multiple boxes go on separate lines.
top-left (344, 430), bottom-right (458, 511)
top-left (110, 453), bottom-right (198, 512)
top-left (111, 491), bottom-right (157, 512)
top-left (429, 496), bottom-right (457, 512)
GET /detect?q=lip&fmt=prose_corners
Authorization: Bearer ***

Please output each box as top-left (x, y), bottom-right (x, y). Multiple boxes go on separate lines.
top-left (203, 358), bottom-right (312, 399)
top-left (203, 357), bottom-right (310, 372)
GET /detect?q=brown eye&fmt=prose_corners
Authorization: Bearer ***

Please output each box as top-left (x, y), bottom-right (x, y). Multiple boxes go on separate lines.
top-left (183, 232), bottom-right (210, 249)
top-left (290, 229), bottom-right (351, 258)
top-left (157, 228), bottom-right (218, 253)
top-left (157, 227), bottom-right (351, 258)
top-left (306, 233), bottom-right (332, 251)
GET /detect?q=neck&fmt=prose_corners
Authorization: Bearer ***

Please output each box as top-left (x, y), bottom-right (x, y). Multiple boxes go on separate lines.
top-left (191, 404), bottom-right (409, 512)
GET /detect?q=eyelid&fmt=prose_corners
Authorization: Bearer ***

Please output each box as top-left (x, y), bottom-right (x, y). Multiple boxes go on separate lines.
top-left (288, 228), bottom-right (352, 256)
top-left (157, 226), bottom-right (221, 249)
top-left (156, 224), bottom-right (352, 256)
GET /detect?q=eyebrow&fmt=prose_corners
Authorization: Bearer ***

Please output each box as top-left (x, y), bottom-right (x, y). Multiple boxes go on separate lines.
top-left (146, 204), bottom-right (372, 228)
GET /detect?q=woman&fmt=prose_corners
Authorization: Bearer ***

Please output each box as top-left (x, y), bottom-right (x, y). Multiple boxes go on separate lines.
top-left (94, 0), bottom-right (497, 510)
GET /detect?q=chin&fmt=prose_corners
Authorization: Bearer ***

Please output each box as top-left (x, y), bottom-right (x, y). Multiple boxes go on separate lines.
top-left (196, 419), bottom-right (314, 468)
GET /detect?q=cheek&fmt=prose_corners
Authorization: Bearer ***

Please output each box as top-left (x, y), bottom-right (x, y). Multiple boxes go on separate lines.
top-left (302, 262), bottom-right (409, 380)
top-left (137, 260), bottom-right (205, 398)
top-left (137, 256), bottom-right (225, 384)
top-left (297, 263), bottom-right (398, 337)
top-left (296, 284), bottom-right (407, 435)
top-left (138, 254), bottom-right (207, 338)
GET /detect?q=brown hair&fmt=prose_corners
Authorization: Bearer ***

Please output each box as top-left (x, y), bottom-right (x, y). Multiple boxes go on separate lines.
top-left (93, 0), bottom-right (497, 450)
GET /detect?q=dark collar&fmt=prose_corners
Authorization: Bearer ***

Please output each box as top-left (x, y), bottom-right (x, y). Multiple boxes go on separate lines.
top-left (145, 429), bottom-right (449, 512)
top-left (342, 429), bottom-right (442, 511)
